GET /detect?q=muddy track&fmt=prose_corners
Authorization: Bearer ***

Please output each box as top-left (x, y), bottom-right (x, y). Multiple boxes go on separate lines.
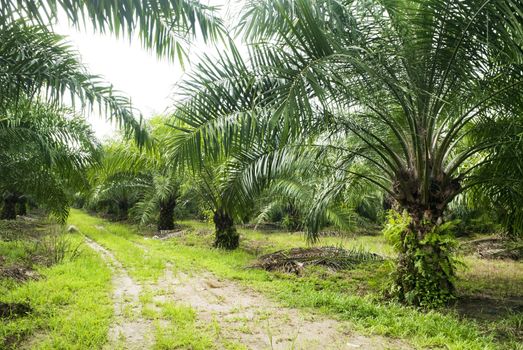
top-left (85, 238), bottom-right (153, 350)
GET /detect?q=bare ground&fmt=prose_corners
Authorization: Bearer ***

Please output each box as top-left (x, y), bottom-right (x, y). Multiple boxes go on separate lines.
top-left (87, 238), bottom-right (411, 349)
top-left (154, 267), bottom-right (410, 349)
top-left (85, 238), bottom-right (154, 350)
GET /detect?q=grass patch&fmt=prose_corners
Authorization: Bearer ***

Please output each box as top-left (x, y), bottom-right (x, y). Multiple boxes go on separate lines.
top-left (0, 226), bottom-right (112, 349)
top-left (457, 256), bottom-right (523, 298)
top-left (153, 302), bottom-right (214, 349)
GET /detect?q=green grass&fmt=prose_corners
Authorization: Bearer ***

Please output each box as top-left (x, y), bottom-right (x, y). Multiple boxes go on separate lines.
top-left (2, 210), bottom-right (520, 349)
top-left (236, 226), bottom-right (395, 256)
top-left (67, 209), bottom-right (523, 350)
top-left (153, 302), bottom-right (215, 350)
top-left (0, 231), bottom-right (112, 349)
top-left (70, 213), bottom-right (166, 282)
top-left (457, 256), bottom-right (523, 298)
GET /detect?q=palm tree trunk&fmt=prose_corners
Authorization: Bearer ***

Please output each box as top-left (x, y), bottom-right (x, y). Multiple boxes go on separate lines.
top-left (16, 196), bottom-right (27, 216)
top-left (117, 200), bottom-right (128, 221)
top-left (158, 196), bottom-right (176, 231)
top-left (393, 206), bottom-right (456, 307)
top-left (1, 193), bottom-right (18, 220)
top-left (213, 209), bottom-right (239, 250)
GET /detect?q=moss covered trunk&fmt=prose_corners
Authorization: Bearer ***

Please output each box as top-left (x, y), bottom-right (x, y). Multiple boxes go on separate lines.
top-left (213, 209), bottom-right (239, 250)
top-left (393, 207), bottom-right (456, 307)
top-left (390, 172), bottom-right (460, 307)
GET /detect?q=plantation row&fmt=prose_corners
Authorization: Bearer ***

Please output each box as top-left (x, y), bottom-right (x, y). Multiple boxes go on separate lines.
top-left (1, 0), bottom-right (523, 310)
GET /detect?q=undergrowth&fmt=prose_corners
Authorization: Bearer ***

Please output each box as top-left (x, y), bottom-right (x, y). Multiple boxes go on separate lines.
top-left (0, 225), bottom-right (112, 349)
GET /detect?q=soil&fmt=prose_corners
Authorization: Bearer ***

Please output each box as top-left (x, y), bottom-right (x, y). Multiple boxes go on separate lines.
top-left (154, 267), bottom-right (410, 349)
top-left (0, 302), bottom-right (32, 319)
top-left (86, 238), bottom-right (411, 349)
top-left (454, 296), bottom-right (523, 322)
top-left (153, 229), bottom-right (189, 240)
top-left (85, 239), bottom-right (154, 350)
top-left (0, 264), bottom-right (40, 282)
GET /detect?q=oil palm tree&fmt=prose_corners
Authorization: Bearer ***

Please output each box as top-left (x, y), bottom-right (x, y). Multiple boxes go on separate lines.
top-left (1, 0), bottom-right (224, 221)
top-left (0, 101), bottom-right (99, 221)
top-left (169, 0), bottom-right (523, 306)
top-left (88, 118), bottom-right (182, 230)
top-left (168, 66), bottom-right (309, 248)
top-left (0, 0), bottom-right (223, 60)
top-left (253, 175), bottom-right (357, 233)
top-left (469, 117), bottom-right (523, 237)
top-left (0, 20), bottom-right (149, 143)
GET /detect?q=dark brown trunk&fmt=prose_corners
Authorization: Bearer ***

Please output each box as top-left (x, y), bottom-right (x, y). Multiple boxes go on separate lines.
top-left (117, 200), bottom-right (128, 221)
top-left (16, 197), bottom-right (27, 216)
top-left (158, 196), bottom-right (176, 231)
top-left (1, 194), bottom-right (18, 220)
top-left (213, 209), bottom-right (239, 250)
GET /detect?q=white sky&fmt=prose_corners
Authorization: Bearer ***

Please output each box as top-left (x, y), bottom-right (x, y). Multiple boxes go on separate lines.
top-left (53, 0), bottom-right (236, 141)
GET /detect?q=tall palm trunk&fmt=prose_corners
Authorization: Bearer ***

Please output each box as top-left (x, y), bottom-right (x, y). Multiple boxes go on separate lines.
top-left (1, 193), bottom-right (18, 220)
top-left (158, 196), bottom-right (176, 231)
top-left (213, 209), bottom-right (239, 250)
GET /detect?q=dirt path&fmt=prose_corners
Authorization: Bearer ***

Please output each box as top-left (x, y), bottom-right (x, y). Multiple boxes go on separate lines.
top-left (87, 236), bottom-right (409, 349)
top-left (85, 238), bottom-right (153, 350)
top-left (153, 266), bottom-right (409, 350)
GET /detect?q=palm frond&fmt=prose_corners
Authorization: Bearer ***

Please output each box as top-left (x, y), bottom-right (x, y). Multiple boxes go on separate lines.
top-left (0, 20), bottom-right (149, 144)
top-left (0, 0), bottom-right (225, 61)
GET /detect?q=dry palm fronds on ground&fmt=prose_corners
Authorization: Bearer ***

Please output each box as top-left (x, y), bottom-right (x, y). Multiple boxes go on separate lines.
top-left (0, 264), bottom-right (40, 282)
top-left (460, 237), bottom-right (522, 260)
top-left (251, 247), bottom-right (384, 274)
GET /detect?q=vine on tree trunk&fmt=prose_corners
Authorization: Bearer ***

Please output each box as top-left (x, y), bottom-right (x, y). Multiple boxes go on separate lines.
top-left (383, 210), bottom-right (458, 308)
